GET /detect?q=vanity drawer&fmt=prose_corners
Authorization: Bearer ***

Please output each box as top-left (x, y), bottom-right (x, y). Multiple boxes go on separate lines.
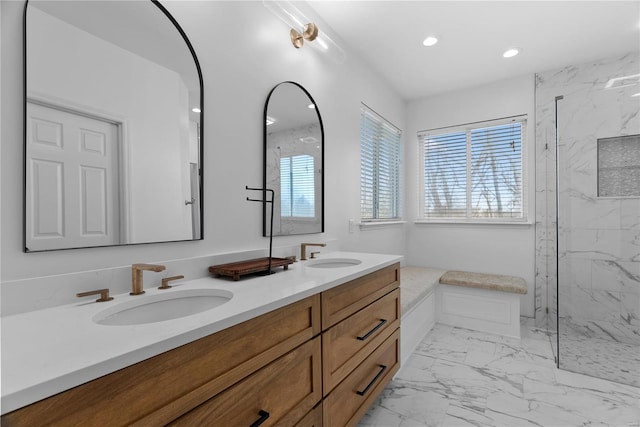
top-left (321, 262), bottom-right (400, 330)
top-left (169, 337), bottom-right (322, 427)
top-left (1, 295), bottom-right (320, 427)
top-left (323, 330), bottom-right (400, 427)
top-left (296, 404), bottom-right (323, 426)
top-left (323, 288), bottom-right (400, 394)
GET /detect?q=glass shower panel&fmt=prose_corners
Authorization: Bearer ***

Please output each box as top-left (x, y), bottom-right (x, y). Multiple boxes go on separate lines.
top-left (556, 76), bottom-right (640, 387)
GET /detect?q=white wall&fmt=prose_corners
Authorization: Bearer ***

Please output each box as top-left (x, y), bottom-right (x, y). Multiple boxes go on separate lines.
top-left (1, 1), bottom-right (406, 311)
top-left (405, 75), bottom-right (536, 316)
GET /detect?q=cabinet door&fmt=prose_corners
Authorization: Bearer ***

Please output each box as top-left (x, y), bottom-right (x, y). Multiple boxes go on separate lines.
top-left (323, 330), bottom-right (400, 427)
top-left (170, 338), bottom-right (322, 427)
top-left (321, 263), bottom-right (399, 330)
top-left (323, 289), bottom-right (400, 394)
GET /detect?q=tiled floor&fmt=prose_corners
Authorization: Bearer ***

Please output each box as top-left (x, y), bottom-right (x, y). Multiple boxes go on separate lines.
top-left (359, 321), bottom-right (640, 427)
top-left (557, 328), bottom-right (640, 388)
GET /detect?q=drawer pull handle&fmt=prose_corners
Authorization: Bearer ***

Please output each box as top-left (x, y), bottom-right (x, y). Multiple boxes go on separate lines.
top-left (250, 410), bottom-right (270, 427)
top-left (356, 364), bottom-right (387, 396)
top-left (357, 319), bottom-right (387, 341)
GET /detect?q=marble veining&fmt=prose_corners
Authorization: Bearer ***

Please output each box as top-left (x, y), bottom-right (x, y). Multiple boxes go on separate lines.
top-left (558, 325), bottom-right (640, 388)
top-left (359, 322), bottom-right (640, 427)
top-left (534, 51), bottom-right (640, 384)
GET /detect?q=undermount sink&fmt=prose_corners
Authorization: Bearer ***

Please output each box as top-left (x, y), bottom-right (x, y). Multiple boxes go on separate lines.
top-left (94, 288), bottom-right (233, 326)
top-left (306, 258), bottom-right (362, 269)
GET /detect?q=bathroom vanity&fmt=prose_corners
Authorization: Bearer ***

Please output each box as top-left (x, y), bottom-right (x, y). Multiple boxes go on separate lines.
top-left (1, 253), bottom-right (401, 426)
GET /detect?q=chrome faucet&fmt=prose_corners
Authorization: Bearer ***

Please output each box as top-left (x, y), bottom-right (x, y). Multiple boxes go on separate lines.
top-left (300, 243), bottom-right (326, 261)
top-left (131, 263), bottom-right (166, 295)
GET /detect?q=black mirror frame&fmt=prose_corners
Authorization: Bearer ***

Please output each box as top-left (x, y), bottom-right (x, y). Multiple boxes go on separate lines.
top-left (22, 0), bottom-right (204, 252)
top-left (262, 81), bottom-right (324, 237)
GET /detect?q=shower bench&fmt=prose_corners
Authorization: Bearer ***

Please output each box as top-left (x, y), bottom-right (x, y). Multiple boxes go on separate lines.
top-left (400, 267), bottom-right (528, 365)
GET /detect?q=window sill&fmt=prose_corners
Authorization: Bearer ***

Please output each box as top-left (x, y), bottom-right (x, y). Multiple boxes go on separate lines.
top-left (359, 220), bottom-right (407, 230)
top-left (414, 219), bottom-right (532, 227)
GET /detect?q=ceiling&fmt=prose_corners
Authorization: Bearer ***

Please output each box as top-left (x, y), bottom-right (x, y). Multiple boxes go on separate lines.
top-left (308, 1), bottom-right (640, 101)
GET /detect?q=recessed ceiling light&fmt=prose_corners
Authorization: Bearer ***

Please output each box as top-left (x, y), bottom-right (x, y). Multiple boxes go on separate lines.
top-left (191, 107), bottom-right (201, 113)
top-left (503, 48), bottom-right (520, 58)
top-left (422, 36), bottom-right (438, 47)
top-left (632, 92), bottom-right (640, 97)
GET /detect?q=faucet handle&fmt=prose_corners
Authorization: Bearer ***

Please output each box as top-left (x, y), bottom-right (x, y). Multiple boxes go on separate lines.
top-left (310, 251), bottom-right (320, 259)
top-left (159, 275), bottom-right (184, 290)
top-left (77, 288), bottom-right (113, 302)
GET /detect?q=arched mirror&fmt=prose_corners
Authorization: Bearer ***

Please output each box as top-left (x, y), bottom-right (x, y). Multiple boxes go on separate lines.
top-left (264, 82), bottom-right (324, 236)
top-left (24, 0), bottom-right (203, 251)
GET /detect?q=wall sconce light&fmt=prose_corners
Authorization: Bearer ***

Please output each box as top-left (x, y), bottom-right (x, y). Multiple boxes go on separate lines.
top-left (291, 23), bottom-right (318, 48)
top-left (264, 0), bottom-right (346, 62)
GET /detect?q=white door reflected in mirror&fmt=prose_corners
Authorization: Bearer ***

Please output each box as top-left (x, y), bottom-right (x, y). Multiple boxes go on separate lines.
top-left (24, 0), bottom-right (203, 251)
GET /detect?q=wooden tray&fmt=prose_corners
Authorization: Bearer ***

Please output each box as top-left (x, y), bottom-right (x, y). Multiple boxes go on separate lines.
top-left (208, 257), bottom-right (296, 281)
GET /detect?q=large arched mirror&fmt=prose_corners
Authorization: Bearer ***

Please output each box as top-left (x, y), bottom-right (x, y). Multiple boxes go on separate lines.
top-left (264, 82), bottom-right (324, 236)
top-left (24, 0), bottom-right (203, 251)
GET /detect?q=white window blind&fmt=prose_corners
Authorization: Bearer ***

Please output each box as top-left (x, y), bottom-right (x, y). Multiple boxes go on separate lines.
top-left (280, 154), bottom-right (315, 218)
top-left (360, 104), bottom-right (402, 221)
top-left (420, 116), bottom-right (526, 221)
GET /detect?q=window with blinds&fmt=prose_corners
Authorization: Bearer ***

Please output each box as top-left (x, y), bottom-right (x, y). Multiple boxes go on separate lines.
top-left (280, 154), bottom-right (315, 218)
top-left (360, 104), bottom-right (402, 221)
top-left (419, 116), bottom-right (526, 221)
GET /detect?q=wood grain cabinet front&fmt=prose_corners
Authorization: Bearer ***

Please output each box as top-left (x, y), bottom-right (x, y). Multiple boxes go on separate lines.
top-left (320, 262), bottom-right (401, 427)
top-left (321, 263), bottom-right (400, 330)
top-left (323, 330), bottom-right (400, 427)
top-left (296, 404), bottom-right (323, 426)
top-left (169, 337), bottom-right (322, 427)
top-left (322, 288), bottom-right (400, 395)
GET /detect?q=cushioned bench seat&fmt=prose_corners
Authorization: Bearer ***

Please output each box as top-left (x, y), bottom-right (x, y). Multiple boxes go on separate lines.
top-left (439, 270), bottom-right (527, 294)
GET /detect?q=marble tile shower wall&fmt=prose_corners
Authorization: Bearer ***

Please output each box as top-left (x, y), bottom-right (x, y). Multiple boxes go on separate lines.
top-left (535, 52), bottom-right (640, 344)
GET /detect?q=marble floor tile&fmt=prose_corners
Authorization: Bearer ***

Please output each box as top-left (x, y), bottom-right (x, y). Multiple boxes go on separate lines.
top-left (358, 323), bottom-right (640, 427)
top-left (558, 328), bottom-right (640, 388)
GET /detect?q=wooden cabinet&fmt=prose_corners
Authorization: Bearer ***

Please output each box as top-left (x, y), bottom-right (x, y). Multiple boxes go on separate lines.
top-left (323, 331), bottom-right (400, 427)
top-left (169, 338), bottom-right (322, 426)
top-left (321, 263), bottom-right (400, 426)
top-left (322, 288), bottom-right (400, 394)
top-left (2, 262), bottom-right (401, 427)
top-left (296, 404), bottom-right (323, 426)
top-left (321, 263), bottom-right (399, 330)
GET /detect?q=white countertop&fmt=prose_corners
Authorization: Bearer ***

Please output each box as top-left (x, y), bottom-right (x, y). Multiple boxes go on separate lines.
top-left (1, 251), bottom-right (402, 414)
